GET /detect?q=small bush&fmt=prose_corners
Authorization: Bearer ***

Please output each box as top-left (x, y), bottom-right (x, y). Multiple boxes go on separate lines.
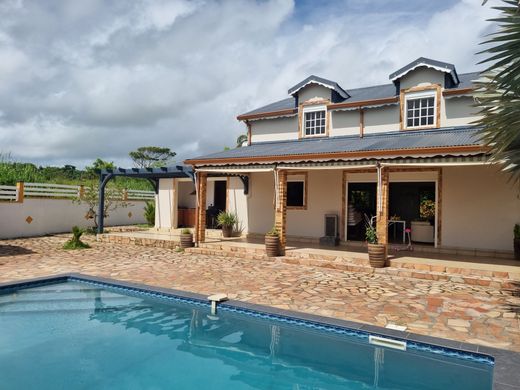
top-left (144, 201), bottom-right (155, 226)
top-left (266, 226), bottom-right (279, 236)
top-left (63, 226), bottom-right (90, 250)
top-left (216, 211), bottom-right (238, 227)
top-left (181, 228), bottom-right (192, 235)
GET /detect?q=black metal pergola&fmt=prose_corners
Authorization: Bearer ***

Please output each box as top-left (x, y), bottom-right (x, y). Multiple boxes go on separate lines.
top-left (97, 165), bottom-right (194, 234)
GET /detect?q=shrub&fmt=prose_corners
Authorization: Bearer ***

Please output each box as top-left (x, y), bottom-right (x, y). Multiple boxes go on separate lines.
top-left (266, 226), bottom-right (279, 236)
top-left (515, 224), bottom-right (520, 239)
top-left (364, 216), bottom-right (378, 244)
top-left (144, 201), bottom-right (155, 226)
top-left (181, 228), bottom-right (191, 235)
top-left (63, 226), bottom-right (90, 250)
top-left (216, 211), bottom-right (238, 228)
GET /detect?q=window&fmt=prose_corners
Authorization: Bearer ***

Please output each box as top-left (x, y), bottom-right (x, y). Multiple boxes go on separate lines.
top-left (405, 94), bottom-right (436, 128)
top-left (286, 173), bottom-right (307, 209)
top-left (302, 105), bottom-right (327, 136)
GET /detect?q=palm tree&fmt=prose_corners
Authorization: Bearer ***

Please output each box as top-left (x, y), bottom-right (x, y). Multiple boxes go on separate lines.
top-left (476, 0), bottom-right (520, 183)
top-left (236, 134), bottom-right (248, 148)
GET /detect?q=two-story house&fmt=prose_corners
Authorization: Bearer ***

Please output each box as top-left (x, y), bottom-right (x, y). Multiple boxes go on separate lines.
top-left (154, 57), bottom-right (519, 256)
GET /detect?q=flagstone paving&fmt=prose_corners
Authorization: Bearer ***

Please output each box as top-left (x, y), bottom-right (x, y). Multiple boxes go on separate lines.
top-left (1, 234), bottom-right (519, 351)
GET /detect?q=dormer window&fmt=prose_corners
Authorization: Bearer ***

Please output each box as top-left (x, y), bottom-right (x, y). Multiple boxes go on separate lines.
top-left (302, 105), bottom-right (327, 137)
top-left (404, 91), bottom-right (437, 129)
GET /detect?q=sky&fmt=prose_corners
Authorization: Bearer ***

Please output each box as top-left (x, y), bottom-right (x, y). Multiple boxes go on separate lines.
top-left (0, 0), bottom-right (500, 168)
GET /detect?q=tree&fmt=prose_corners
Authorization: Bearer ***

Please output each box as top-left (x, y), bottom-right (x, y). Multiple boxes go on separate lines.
top-left (84, 158), bottom-right (116, 179)
top-left (236, 134), bottom-right (248, 147)
top-left (129, 146), bottom-right (176, 168)
top-left (476, 0), bottom-right (520, 183)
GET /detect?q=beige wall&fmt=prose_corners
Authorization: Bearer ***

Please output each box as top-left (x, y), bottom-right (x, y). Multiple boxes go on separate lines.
top-left (330, 110), bottom-right (359, 137)
top-left (247, 172), bottom-right (275, 234)
top-left (399, 67), bottom-right (445, 90)
top-left (364, 105), bottom-right (400, 134)
top-left (442, 165), bottom-right (520, 251)
top-left (298, 83), bottom-right (331, 103)
top-left (178, 180), bottom-right (196, 209)
top-left (250, 116), bottom-right (298, 143)
top-left (443, 96), bottom-right (480, 127)
top-left (156, 178), bottom-right (175, 229)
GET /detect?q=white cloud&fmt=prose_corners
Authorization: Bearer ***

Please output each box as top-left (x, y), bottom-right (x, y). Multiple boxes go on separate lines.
top-left (0, 0), bottom-right (499, 168)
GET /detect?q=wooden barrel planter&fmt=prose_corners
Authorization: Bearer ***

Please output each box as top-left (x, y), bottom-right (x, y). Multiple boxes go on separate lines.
top-left (367, 243), bottom-right (387, 268)
top-left (265, 234), bottom-right (280, 257)
top-left (222, 225), bottom-right (233, 238)
top-left (180, 233), bottom-right (194, 249)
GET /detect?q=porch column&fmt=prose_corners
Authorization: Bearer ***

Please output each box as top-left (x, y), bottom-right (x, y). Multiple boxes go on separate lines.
top-left (195, 172), bottom-right (207, 244)
top-left (376, 167), bottom-right (389, 250)
top-left (274, 169), bottom-right (287, 255)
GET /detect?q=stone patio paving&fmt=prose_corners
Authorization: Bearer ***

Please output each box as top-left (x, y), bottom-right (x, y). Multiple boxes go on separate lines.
top-left (1, 234), bottom-right (519, 352)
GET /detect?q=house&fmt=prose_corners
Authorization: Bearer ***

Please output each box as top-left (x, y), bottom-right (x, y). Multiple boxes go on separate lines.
top-left (154, 57), bottom-right (520, 256)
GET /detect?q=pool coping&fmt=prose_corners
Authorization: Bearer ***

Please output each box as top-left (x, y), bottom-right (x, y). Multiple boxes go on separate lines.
top-left (1, 273), bottom-right (519, 390)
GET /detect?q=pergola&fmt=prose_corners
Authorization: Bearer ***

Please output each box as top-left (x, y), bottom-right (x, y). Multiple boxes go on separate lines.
top-left (97, 165), bottom-right (193, 234)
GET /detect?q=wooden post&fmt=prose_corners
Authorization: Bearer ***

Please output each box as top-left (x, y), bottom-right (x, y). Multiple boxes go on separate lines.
top-left (376, 167), bottom-right (389, 256)
top-left (274, 170), bottom-right (287, 255)
top-left (78, 185), bottom-right (85, 200)
top-left (195, 172), bottom-right (207, 244)
top-left (16, 182), bottom-right (24, 203)
top-left (122, 188), bottom-right (128, 201)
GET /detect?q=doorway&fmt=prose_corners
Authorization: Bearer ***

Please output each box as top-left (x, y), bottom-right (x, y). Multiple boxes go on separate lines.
top-left (346, 183), bottom-right (377, 241)
top-left (213, 180), bottom-right (227, 214)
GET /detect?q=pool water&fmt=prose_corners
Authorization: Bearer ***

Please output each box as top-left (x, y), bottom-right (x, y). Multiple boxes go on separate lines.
top-left (0, 281), bottom-right (493, 389)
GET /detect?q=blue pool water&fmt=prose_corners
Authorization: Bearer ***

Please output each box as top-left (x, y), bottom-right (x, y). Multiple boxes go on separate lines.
top-left (0, 280), bottom-right (493, 389)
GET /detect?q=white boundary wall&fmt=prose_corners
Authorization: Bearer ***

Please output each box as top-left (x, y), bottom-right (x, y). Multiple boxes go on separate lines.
top-left (0, 198), bottom-right (148, 239)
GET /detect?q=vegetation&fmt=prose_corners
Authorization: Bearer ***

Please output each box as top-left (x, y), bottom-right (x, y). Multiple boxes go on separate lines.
top-left (515, 223), bottom-right (520, 239)
top-left (266, 226), bottom-right (279, 236)
top-left (144, 201), bottom-right (155, 226)
top-left (63, 226), bottom-right (90, 250)
top-left (236, 134), bottom-right (248, 147)
top-left (73, 180), bottom-right (129, 230)
top-left (129, 146), bottom-right (176, 168)
top-left (476, 0), bottom-right (520, 183)
top-left (216, 211), bottom-right (238, 228)
top-left (0, 153), bottom-right (152, 190)
top-left (364, 216), bottom-right (378, 244)
top-left (181, 228), bottom-right (192, 235)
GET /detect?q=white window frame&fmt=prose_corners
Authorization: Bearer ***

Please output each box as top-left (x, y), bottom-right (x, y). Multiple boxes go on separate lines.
top-left (302, 105), bottom-right (327, 137)
top-left (404, 90), bottom-right (437, 130)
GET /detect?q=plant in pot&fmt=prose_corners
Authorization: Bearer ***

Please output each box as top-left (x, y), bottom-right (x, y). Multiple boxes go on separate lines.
top-left (217, 211), bottom-right (238, 238)
top-left (180, 228), bottom-right (194, 249)
top-left (365, 218), bottom-right (386, 268)
top-left (265, 227), bottom-right (280, 257)
top-left (514, 224), bottom-right (520, 260)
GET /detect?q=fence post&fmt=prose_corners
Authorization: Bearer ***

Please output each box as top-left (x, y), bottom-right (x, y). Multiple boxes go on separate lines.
top-left (78, 185), bottom-right (85, 199)
top-left (123, 188), bottom-right (128, 201)
top-left (16, 182), bottom-right (24, 203)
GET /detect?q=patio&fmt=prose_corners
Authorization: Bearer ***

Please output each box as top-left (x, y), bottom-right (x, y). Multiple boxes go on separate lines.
top-left (1, 233), bottom-right (519, 352)
top-left (100, 228), bottom-right (520, 286)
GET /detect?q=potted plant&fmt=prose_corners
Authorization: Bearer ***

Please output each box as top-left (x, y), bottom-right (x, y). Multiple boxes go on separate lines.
top-left (514, 224), bottom-right (520, 260)
top-left (180, 228), bottom-right (194, 248)
top-left (265, 226), bottom-right (280, 257)
top-left (216, 211), bottom-right (238, 238)
top-left (365, 219), bottom-right (386, 268)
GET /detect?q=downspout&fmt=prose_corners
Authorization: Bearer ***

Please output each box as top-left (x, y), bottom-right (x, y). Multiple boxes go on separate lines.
top-left (376, 162), bottom-right (382, 216)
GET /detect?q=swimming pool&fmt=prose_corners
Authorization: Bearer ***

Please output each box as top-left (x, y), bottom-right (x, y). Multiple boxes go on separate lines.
top-left (0, 275), bottom-right (499, 389)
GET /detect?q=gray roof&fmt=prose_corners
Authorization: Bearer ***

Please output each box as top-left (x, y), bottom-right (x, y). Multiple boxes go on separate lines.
top-left (389, 57), bottom-right (459, 84)
top-left (287, 75), bottom-right (349, 99)
top-left (188, 126), bottom-right (483, 163)
top-left (240, 71), bottom-right (479, 117)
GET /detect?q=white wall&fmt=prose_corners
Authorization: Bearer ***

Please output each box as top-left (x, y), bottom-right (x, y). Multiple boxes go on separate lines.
top-left (250, 116), bottom-right (298, 143)
top-left (0, 198), bottom-right (148, 239)
top-left (442, 165), bottom-right (520, 251)
top-left (156, 178), bottom-right (175, 229)
top-left (247, 172), bottom-right (275, 234)
top-left (177, 180), bottom-right (196, 209)
top-left (227, 177), bottom-right (249, 234)
top-left (443, 96), bottom-right (480, 127)
top-left (399, 67), bottom-right (445, 90)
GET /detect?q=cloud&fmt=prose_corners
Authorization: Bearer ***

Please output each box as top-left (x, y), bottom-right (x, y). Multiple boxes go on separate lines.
top-left (0, 0), bottom-right (498, 168)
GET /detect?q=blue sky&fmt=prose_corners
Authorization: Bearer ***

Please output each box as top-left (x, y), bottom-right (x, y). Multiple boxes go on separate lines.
top-left (0, 0), bottom-right (498, 168)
